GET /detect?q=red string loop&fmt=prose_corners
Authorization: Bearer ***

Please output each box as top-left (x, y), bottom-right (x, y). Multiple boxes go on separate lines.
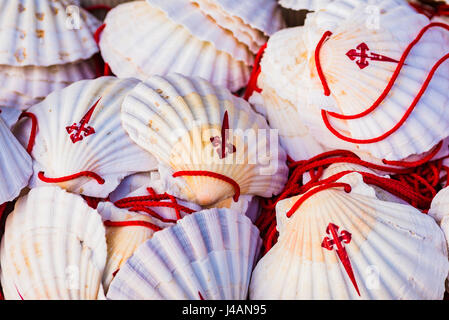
top-left (315, 23), bottom-right (449, 144)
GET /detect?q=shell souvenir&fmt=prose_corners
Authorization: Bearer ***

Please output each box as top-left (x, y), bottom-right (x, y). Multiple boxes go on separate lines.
top-left (107, 208), bottom-right (262, 300)
top-left (121, 73), bottom-right (289, 206)
top-left (99, 1), bottom-right (250, 92)
top-left (259, 0), bottom-right (449, 161)
top-left (0, 117), bottom-right (32, 204)
top-left (96, 201), bottom-right (172, 292)
top-left (0, 186), bottom-right (107, 300)
top-left (190, 0), bottom-right (284, 53)
top-left (193, 0), bottom-right (284, 36)
top-left (249, 172), bottom-right (449, 299)
top-left (0, 0), bottom-right (101, 67)
top-left (0, 58), bottom-right (97, 110)
top-left (13, 77), bottom-right (159, 198)
top-left (145, 0), bottom-right (254, 64)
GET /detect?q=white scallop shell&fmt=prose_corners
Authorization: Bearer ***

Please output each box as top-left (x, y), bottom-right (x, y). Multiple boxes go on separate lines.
top-left (0, 117), bottom-right (32, 204)
top-left (0, 0), bottom-right (101, 67)
top-left (107, 208), bottom-right (262, 300)
top-left (99, 1), bottom-right (250, 92)
top-left (202, 0), bottom-right (285, 36)
top-left (121, 73), bottom-right (289, 206)
top-left (250, 172), bottom-right (449, 299)
top-left (96, 201), bottom-right (170, 292)
top-left (190, 0), bottom-right (268, 53)
top-left (145, 0), bottom-right (254, 65)
top-left (301, 0), bottom-right (449, 160)
top-left (0, 186), bottom-right (107, 300)
top-left (13, 77), bottom-right (158, 198)
top-left (0, 58), bottom-right (98, 110)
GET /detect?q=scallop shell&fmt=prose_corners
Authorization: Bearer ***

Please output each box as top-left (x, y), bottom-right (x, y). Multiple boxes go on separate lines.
top-left (0, 58), bottom-right (97, 110)
top-left (13, 77), bottom-right (158, 198)
top-left (99, 1), bottom-right (250, 92)
top-left (300, 0), bottom-right (449, 160)
top-left (0, 0), bottom-right (101, 67)
top-left (107, 208), bottom-right (262, 300)
top-left (249, 172), bottom-right (448, 299)
top-left (145, 0), bottom-right (254, 65)
top-left (0, 117), bottom-right (32, 204)
top-left (193, 0), bottom-right (284, 36)
top-left (190, 0), bottom-right (268, 53)
top-left (96, 201), bottom-right (171, 292)
top-left (0, 186), bottom-right (107, 300)
top-left (121, 73), bottom-right (289, 206)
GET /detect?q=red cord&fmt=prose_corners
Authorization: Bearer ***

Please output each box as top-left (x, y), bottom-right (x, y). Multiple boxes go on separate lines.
top-left (84, 5), bottom-right (112, 12)
top-left (104, 220), bottom-right (162, 232)
top-left (382, 141), bottom-right (442, 166)
top-left (286, 182), bottom-right (352, 217)
top-left (244, 43), bottom-right (267, 100)
top-left (113, 187), bottom-right (195, 223)
top-left (19, 112), bottom-right (38, 154)
top-left (315, 30), bottom-right (333, 97)
top-left (93, 23), bottom-right (112, 77)
top-left (38, 171), bottom-right (105, 185)
top-left (94, 24), bottom-right (106, 45)
top-left (315, 23), bottom-right (449, 144)
top-left (173, 171), bottom-right (241, 202)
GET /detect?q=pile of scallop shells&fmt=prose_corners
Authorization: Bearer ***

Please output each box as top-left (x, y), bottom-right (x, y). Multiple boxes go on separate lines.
top-left (1, 0), bottom-right (449, 300)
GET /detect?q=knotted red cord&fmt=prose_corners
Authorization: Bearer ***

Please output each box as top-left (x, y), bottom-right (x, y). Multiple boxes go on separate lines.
top-left (315, 23), bottom-right (449, 143)
top-left (173, 171), bottom-right (241, 202)
top-left (244, 43), bottom-right (267, 100)
top-left (38, 171), bottom-right (105, 185)
top-left (82, 195), bottom-right (108, 209)
top-left (113, 187), bottom-right (196, 223)
top-left (104, 220), bottom-right (162, 232)
top-left (93, 23), bottom-right (112, 76)
top-left (19, 112), bottom-right (38, 154)
top-left (256, 146), bottom-right (449, 254)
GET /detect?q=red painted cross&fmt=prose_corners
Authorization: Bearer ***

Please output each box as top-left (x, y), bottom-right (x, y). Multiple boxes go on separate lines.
top-left (210, 110), bottom-right (236, 159)
top-left (66, 97), bottom-right (101, 144)
top-left (321, 223), bottom-right (360, 296)
top-left (346, 43), bottom-right (400, 70)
